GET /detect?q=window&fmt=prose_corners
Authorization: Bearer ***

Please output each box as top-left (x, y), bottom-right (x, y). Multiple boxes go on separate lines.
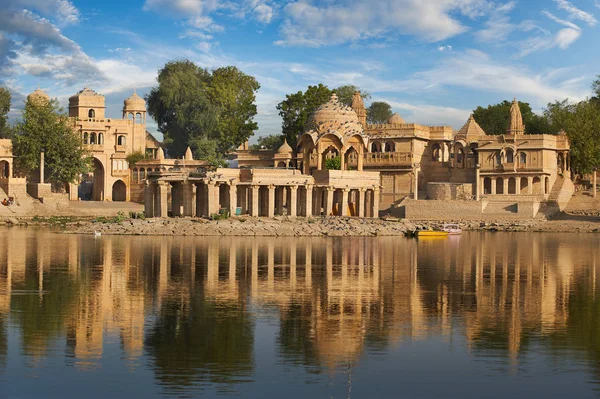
top-left (88, 109), bottom-right (95, 118)
top-left (117, 135), bottom-right (126, 146)
top-left (98, 133), bottom-right (104, 145)
top-left (519, 152), bottom-right (527, 165)
top-left (495, 152), bottom-right (502, 165)
top-left (83, 132), bottom-right (89, 144)
top-left (506, 149), bottom-right (514, 163)
top-left (90, 133), bottom-right (97, 145)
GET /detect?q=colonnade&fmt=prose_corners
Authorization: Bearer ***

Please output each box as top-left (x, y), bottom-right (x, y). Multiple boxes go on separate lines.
top-left (145, 180), bottom-right (380, 218)
top-left (481, 175), bottom-right (550, 196)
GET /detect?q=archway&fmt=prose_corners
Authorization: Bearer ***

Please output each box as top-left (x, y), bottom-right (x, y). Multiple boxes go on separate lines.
top-left (384, 141), bottom-right (395, 152)
top-left (483, 177), bottom-right (491, 195)
top-left (520, 177), bottom-right (528, 194)
top-left (371, 141), bottom-right (382, 153)
top-left (508, 177), bottom-right (516, 194)
top-left (344, 146), bottom-right (359, 170)
top-left (495, 177), bottom-right (504, 194)
top-left (78, 158), bottom-right (105, 201)
top-left (88, 109), bottom-right (95, 118)
top-left (506, 148), bottom-right (514, 163)
top-left (112, 180), bottom-right (126, 202)
top-left (533, 177), bottom-right (541, 194)
top-left (431, 143), bottom-right (442, 162)
top-left (0, 160), bottom-right (9, 178)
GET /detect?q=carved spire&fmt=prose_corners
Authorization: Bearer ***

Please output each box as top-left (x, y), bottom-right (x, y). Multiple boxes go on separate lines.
top-left (184, 146), bottom-right (193, 160)
top-left (157, 147), bottom-right (165, 160)
top-left (351, 91), bottom-right (367, 126)
top-left (507, 97), bottom-right (524, 135)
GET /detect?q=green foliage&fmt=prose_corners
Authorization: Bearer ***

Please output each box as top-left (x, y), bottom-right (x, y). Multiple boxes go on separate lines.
top-left (333, 84), bottom-right (370, 106)
top-left (210, 210), bottom-right (230, 220)
top-left (126, 150), bottom-right (150, 166)
top-left (325, 156), bottom-right (341, 170)
top-left (472, 100), bottom-right (553, 135)
top-left (544, 99), bottom-right (600, 175)
top-left (250, 134), bottom-right (285, 150)
top-left (146, 60), bottom-right (259, 160)
top-left (96, 211), bottom-right (127, 224)
top-left (30, 215), bottom-right (77, 225)
top-left (129, 211), bottom-right (145, 219)
top-left (367, 101), bottom-right (393, 124)
top-left (0, 87), bottom-right (10, 139)
top-left (12, 98), bottom-right (91, 189)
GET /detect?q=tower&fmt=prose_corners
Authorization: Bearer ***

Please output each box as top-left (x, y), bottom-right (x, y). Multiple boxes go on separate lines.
top-left (123, 89), bottom-right (147, 124)
top-left (507, 97), bottom-right (524, 135)
top-left (351, 92), bottom-right (367, 126)
top-left (68, 88), bottom-right (106, 119)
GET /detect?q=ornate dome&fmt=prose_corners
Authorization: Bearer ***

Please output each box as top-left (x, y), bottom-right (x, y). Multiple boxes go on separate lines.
top-left (27, 88), bottom-right (50, 105)
top-left (123, 90), bottom-right (146, 111)
top-left (69, 87), bottom-right (102, 102)
top-left (386, 113), bottom-right (405, 124)
top-left (304, 93), bottom-right (364, 138)
top-left (276, 139), bottom-right (293, 154)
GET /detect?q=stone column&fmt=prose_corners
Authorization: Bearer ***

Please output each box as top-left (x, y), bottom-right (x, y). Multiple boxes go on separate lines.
top-left (373, 188), bottom-right (380, 218)
top-left (325, 187), bottom-right (334, 216)
top-left (40, 152), bottom-right (45, 183)
top-left (251, 185), bottom-right (259, 216)
top-left (413, 167), bottom-right (419, 200)
top-left (357, 151), bottom-right (364, 171)
top-left (290, 185), bottom-right (298, 217)
top-left (317, 152), bottom-right (323, 170)
top-left (341, 188), bottom-right (349, 216)
top-left (527, 177), bottom-right (533, 195)
top-left (491, 178), bottom-right (497, 195)
top-left (305, 185), bottom-right (313, 217)
top-left (475, 165), bottom-right (481, 200)
top-left (144, 182), bottom-right (155, 218)
top-left (208, 182), bottom-right (220, 215)
top-left (157, 182), bottom-right (168, 218)
top-left (268, 185), bottom-right (275, 218)
top-left (358, 189), bottom-right (365, 218)
top-left (229, 184), bottom-right (238, 216)
top-left (503, 179), bottom-right (509, 195)
top-left (182, 182), bottom-right (195, 217)
top-left (593, 170), bottom-right (597, 198)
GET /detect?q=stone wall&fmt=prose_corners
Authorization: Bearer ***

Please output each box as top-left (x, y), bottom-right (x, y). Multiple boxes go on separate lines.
top-left (426, 182), bottom-right (473, 200)
top-left (402, 199), bottom-right (484, 220)
top-left (130, 182), bottom-right (145, 203)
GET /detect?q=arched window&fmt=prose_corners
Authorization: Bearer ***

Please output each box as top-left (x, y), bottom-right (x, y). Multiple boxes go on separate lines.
top-left (371, 142), bottom-right (381, 153)
top-left (140, 168), bottom-right (146, 180)
top-left (385, 141), bottom-right (395, 152)
top-left (117, 135), bottom-right (126, 146)
top-left (88, 109), bottom-right (95, 118)
top-left (136, 113), bottom-right (143, 123)
top-left (83, 132), bottom-right (89, 144)
top-left (519, 152), bottom-right (527, 165)
top-left (495, 152), bottom-right (502, 165)
top-left (432, 143), bottom-right (442, 161)
top-left (457, 148), bottom-right (465, 167)
top-left (133, 168), bottom-right (139, 182)
top-left (90, 133), bottom-right (97, 145)
top-left (98, 133), bottom-right (104, 145)
top-left (506, 148), bottom-right (514, 163)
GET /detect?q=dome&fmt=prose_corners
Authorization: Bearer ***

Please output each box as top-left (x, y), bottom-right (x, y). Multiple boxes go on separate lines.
top-left (276, 139), bottom-right (293, 154)
top-left (68, 87), bottom-right (104, 108)
top-left (123, 90), bottom-right (146, 111)
top-left (27, 88), bottom-right (50, 106)
top-left (304, 93), bottom-right (364, 138)
top-left (69, 87), bottom-right (102, 102)
top-left (386, 113), bottom-right (405, 124)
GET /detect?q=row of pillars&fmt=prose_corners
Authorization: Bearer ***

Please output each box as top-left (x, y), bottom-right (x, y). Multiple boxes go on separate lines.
top-left (145, 181), bottom-right (380, 218)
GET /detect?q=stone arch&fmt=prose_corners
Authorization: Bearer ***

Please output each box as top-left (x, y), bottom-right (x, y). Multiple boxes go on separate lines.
top-left (132, 168), bottom-right (139, 183)
top-left (506, 148), bottom-right (514, 163)
top-left (83, 132), bottom-right (89, 144)
top-left (140, 168), bottom-right (146, 180)
top-left (0, 160), bottom-right (9, 178)
top-left (533, 177), bottom-right (541, 194)
top-left (508, 177), bottom-right (516, 194)
top-left (495, 177), bottom-right (504, 194)
top-left (98, 133), bottom-right (104, 145)
top-left (90, 132), bottom-right (97, 145)
top-left (371, 141), bottom-right (382, 153)
top-left (88, 109), bottom-right (95, 118)
top-left (78, 157), bottom-right (105, 201)
top-left (431, 143), bottom-right (442, 162)
top-left (344, 146), bottom-right (359, 170)
top-left (277, 161), bottom-right (286, 168)
top-left (483, 177), bottom-right (492, 195)
top-left (519, 152), bottom-right (527, 166)
top-left (117, 135), bottom-right (126, 146)
top-left (520, 177), bottom-right (528, 194)
top-left (384, 141), bottom-right (395, 152)
top-left (112, 180), bottom-right (127, 202)
top-left (136, 112), bottom-right (143, 123)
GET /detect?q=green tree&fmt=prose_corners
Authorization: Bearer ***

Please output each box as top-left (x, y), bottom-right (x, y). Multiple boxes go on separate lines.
top-left (333, 84), bottom-right (370, 106)
top-left (250, 134), bottom-right (285, 150)
top-left (367, 101), bottom-right (393, 124)
top-left (325, 156), bottom-right (341, 170)
top-left (277, 84), bottom-right (332, 147)
top-left (125, 150), bottom-right (151, 166)
top-left (0, 87), bottom-right (10, 139)
top-left (12, 98), bottom-right (90, 190)
top-left (473, 100), bottom-right (553, 135)
top-left (207, 66), bottom-right (260, 154)
top-left (146, 60), bottom-right (217, 158)
top-left (545, 99), bottom-right (600, 175)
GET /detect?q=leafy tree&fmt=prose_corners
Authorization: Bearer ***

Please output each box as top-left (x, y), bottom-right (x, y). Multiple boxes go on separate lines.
top-left (250, 134), bottom-right (285, 150)
top-left (473, 100), bottom-right (553, 135)
top-left (333, 84), bottom-right (370, 106)
top-left (544, 99), bottom-right (600, 175)
top-left (125, 150), bottom-right (151, 166)
top-left (367, 101), bottom-right (392, 124)
top-left (12, 98), bottom-right (90, 190)
top-left (325, 156), bottom-right (341, 170)
top-left (187, 136), bottom-right (227, 168)
top-left (0, 87), bottom-right (10, 139)
top-left (207, 66), bottom-right (260, 154)
top-left (277, 84), bottom-right (332, 147)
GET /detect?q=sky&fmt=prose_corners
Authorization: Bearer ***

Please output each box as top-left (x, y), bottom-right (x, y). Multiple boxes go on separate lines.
top-left (1, 0), bottom-right (599, 142)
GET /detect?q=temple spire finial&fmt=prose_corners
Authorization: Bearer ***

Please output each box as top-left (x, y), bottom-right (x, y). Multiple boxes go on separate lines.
top-left (507, 97), bottom-right (524, 135)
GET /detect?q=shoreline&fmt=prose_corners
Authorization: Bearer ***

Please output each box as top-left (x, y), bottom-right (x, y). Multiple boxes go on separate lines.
top-left (1, 214), bottom-right (598, 236)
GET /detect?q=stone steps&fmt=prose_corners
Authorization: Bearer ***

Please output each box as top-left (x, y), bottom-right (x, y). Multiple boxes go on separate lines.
top-left (482, 201), bottom-right (518, 215)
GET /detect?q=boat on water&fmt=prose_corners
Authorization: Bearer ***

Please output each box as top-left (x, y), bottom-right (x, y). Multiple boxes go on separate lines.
top-left (414, 227), bottom-right (449, 238)
top-left (441, 223), bottom-right (462, 235)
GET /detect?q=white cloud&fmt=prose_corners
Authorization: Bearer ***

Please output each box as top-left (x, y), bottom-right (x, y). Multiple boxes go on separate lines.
top-left (475, 1), bottom-right (517, 42)
top-left (143, 0), bottom-right (221, 15)
top-left (553, 0), bottom-right (597, 26)
top-left (384, 100), bottom-right (471, 129)
top-left (275, 0), bottom-right (494, 47)
top-left (555, 27), bottom-right (581, 48)
top-left (516, 27), bottom-right (581, 57)
top-left (438, 45), bottom-right (453, 52)
top-left (542, 10), bottom-right (581, 30)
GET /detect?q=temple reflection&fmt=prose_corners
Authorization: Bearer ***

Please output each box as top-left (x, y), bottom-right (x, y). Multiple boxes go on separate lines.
top-left (0, 229), bottom-right (598, 388)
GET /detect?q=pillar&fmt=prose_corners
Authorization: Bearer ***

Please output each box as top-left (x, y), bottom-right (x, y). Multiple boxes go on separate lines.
top-left (251, 185), bottom-right (259, 216)
top-left (157, 182), bottom-right (168, 218)
top-left (413, 169), bottom-right (419, 200)
top-left (268, 185), bottom-right (275, 218)
top-left (475, 165), bottom-right (481, 201)
top-left (373, 188), bottom-right (380, 218)
top-left (341, 188), bottom-right (349, 216)
top-left (208, 183), bottom-right (219, 215)
top-left (594, 170), bottom-right (597, 198)
top-left (503, 178), bottom-right (509, 195)
top-left (40, 152), bottom-right (45, 183)
top-left (491, 178), bottom-right (497, 195)
top-left (183, 182), bottom-right (195, 217)
top-left (144, 182), bottom-right (155, 218)
top-left (313, 187), bottom-right (321, 216)
top-left (290, 185), bottom-right (298, 217)
top-left (229, 184), bottom-right (238, 216)
top-left (357, 151), bottom-right (364, 171)
top-left (527, 177), bottom-right (533, 195)
top-left (305, 185), bottom-right (313, 217)
top-left (325, 187), bottom-right (334, 216)
top-left (358, 189), bottom-right (365, 218)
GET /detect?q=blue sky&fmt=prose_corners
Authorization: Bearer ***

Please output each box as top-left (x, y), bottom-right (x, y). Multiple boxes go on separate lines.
top-left (1, 0), bottom-right (599, 141)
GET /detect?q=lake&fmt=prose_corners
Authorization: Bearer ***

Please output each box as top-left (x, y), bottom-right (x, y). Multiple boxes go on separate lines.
top-left (0, 228), bottom-right (599, 398)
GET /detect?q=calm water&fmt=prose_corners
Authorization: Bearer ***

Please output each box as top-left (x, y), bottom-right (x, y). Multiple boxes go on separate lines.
top-left (0, 228), bottom-right (599, 398)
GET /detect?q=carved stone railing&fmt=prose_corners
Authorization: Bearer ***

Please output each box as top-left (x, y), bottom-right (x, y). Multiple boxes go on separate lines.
top-left (363, 152), bottom-right (413, 167)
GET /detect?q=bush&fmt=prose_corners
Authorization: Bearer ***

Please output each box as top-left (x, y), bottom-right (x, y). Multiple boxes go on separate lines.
top-left (325, 156), bottom-right (341, 170)
top-left (129, 211), bottom-right (145, 219)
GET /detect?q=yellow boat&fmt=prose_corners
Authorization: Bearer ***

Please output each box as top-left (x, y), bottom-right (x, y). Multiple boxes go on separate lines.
top-left (416, 230), bottom-right (449, 238)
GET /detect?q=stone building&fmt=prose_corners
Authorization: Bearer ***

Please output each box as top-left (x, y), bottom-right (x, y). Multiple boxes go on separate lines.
top-left (145, 94), bottom-right (381, 218)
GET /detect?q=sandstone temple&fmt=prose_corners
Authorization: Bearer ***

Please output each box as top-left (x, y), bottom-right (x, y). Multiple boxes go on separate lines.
top-left (0, 88), bottom-right (573, 219)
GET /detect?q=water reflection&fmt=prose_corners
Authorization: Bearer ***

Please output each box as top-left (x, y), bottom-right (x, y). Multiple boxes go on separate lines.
top-left (0, 229), bottom-right (599, 397)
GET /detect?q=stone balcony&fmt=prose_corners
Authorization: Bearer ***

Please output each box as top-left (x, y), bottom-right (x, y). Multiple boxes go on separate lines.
top-left (363, 152), bottom-right (413, 167)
